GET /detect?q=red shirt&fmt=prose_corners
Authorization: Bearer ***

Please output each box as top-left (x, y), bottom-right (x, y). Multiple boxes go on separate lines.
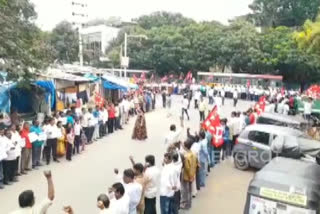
top-left (20, 129), bottom-right (32, 149)
top-left (108, 107), bottom-right (115, 119)
top-left (249, 113), bottom-right (256, 125)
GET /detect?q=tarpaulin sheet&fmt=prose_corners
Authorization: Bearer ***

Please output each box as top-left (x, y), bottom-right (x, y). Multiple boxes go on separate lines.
top-left (103, 80), bottom-right (127, 91)
top-left (0, 83), bottom-right (16, 113)
top-left (84, 73), bottom-right (99, 82)
top-left (35, 80), bottom-right (56, 109)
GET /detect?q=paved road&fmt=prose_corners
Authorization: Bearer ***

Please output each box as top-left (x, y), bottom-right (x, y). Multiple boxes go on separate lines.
top-left (0, 96), bottom-right (254, 214)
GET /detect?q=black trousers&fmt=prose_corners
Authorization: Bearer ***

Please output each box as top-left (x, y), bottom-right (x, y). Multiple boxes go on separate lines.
top-left (66, 143), bottom-right (72, 161)
top-left (98, 122), bottom-right (104, 137)
top-left (233, 98), bottom-right (238, 107)
top-left (108, 118), bottom-right (115, 133)
top-left (145, 197), bottom-right (156, 214)
top-left (45, 138), bottom-right (57, 164)
top-left (73, 135), bottom-right (81, 154)
top-left (194, 99), bottom-right (198, 109)
top-left (182, 108), bottom-right (190, 120)
top-left (3, 159), bottom-right (16, 183)
top-left (199, 111), bottom-right (205, 121)
top-left (214, 147), bottom-right (222, 164)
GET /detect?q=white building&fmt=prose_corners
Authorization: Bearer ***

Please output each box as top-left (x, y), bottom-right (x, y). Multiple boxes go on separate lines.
top-left (81, 24), bottom-right (120, 55)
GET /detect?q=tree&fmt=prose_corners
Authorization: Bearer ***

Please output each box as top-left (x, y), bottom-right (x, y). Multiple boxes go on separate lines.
top-left (249, 0), bottom-right (320, 27)
top-left (135, 11), bottom-right (195, 29)
top-left (50, 21), bottom-right (79, 64)
top-left (0, 0), bottom-right (54, 80)
top-left (294, 16), bottom-right (320, 57)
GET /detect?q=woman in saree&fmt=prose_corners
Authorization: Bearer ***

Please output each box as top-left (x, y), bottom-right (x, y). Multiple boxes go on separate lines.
top-left (56, 121), bottom-right (66, 157)
top-left (132, 106), bottom-right (147, 140)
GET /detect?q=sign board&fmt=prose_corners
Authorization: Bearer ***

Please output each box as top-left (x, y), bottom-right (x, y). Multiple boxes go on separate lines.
top-left (121, 56), bottom-right (129, 68)
top-left (249, 195), bottom-right (315, 214)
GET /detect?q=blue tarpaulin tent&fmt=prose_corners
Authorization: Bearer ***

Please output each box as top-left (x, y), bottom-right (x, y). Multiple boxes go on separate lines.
top-left (0, 83), bottom-right (16, 113)
top-left (35, 80), bottom-right (56, 109)
top-left (84, 73), bottom-right (99, 82)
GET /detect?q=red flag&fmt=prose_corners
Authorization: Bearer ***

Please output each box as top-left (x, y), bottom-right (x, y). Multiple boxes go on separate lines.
top-left (306, 85), bottom-right (320, 99)
top-left (254, 96), bottom-right (266, 115)
top-left (94, 92), bottom-right (105, 108)
top-left (246, 80), bottom-right (251, 88)
top-left (140, 72), bottom-right (146, 81)
top-left (202, 106), bottom-right (224, 148)
top-left (161, 75), bottom-right (168, 82)
top-left (185, 71), bottom-right (192, 83)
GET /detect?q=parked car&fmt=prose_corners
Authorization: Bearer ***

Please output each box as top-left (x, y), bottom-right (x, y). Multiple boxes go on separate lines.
top-left (244, 157), bottom-right (320, 214)
top-left (256, 112), bottom-right (308, 130)
top-left (233, 124), bottom-right (316, 170)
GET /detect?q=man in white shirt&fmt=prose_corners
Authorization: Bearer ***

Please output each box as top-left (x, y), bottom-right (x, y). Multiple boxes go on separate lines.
top-left (43, 118), bottom-right (59, 164)
top-left (208, 87), bottom-right (214, 105)
top-left (0, 126), bottom-right (9, 188)
top-left (164, 124), bottom-right (182, 151)
top-left (3, 129), bottom-right (18, 185)
top-left (233, 89), bottom-right (239, 107)
top-left (122, 169), bottom-right (142, 214)
top-left (220, 88), bottom-right (225, 105)
top-left (182, 95), bottom-right (190, 121)
top-left (102, 106), bottom-right (109, 136)
top-left (109, 182), bottom-right (130, 214)
top-left (144, 155), bottom-right (160, 214)
top-left (10, 170), bottom-right (54, 214)
top-left (194, 90), bottom-right (201, 109)
top-left (304, 98), bottom-right (313, 121)
top-left (97, 193), bottom-right (112, 214)
top-left (160, 153), bottom-right (179, 214)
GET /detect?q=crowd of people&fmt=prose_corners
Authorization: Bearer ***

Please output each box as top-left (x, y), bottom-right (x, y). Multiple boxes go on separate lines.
top-left (0, 90), bottom-right (159, 191)
top-left (3, 81), bottom-right (316, 214)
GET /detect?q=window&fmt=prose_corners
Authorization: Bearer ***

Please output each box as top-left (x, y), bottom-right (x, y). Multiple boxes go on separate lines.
top-left (248, 131), bottom-right (270, 145)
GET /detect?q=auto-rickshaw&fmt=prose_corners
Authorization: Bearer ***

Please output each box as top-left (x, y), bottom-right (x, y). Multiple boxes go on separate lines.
top-left (244, 157), bottom-right (320, 214)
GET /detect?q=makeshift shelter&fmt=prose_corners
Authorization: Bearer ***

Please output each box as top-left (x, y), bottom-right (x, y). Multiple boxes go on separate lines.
top-left (102, 74), bottom-right (138, 102)
top-left (0, 82), bottom-right (16, 113)
top-left (38, 68), bottom-right (94, 110)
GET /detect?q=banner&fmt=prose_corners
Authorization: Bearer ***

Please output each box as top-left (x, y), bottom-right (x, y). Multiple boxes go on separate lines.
top-left (202, 106), bottom-right (224, 148)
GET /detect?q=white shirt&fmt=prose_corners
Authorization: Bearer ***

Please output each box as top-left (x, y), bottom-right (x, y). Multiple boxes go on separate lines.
top-left (233, 91), bottom-right (238, 99)
top-left (304, 102), bottom-right (312, 115)
top-left (191, 142), bottom-right (200, 158)
top-left (88, 113), bottom-right (96, 127)
top-left (182, 98), bottom-right (189, 109)
top-left (208, 89), bottom-right (214, 97)
top-left (144, 166), bottom-right (160, 198)
top-left (74, 123), bottom-right (81, 136)
top-left (0, 136), bottom-right (10, 161)
top-left (12, 131), bottom-right (24, 157)
top-left (164, 129), bottom-right (182, 150)
top-left (10, 198), bottom-right (53, 214)
top-left (110, 194), bottom-right (130, 214)
top-left (195, 91), bottom-right (201, 100)
top-left (173, 160), bottom-right (182, 190)
top-left (124, 182), bottom-right (142, 214)
top-left (160, 163), bottom-right (179, 197)
top-left (44, 124), bottom-right (57, 139)
top-left (283, 104), bottom-right (290, 115)
top-left (5, 137), bottom-right (17, 160)
top-left (102, 109), bottom-right (109, 123)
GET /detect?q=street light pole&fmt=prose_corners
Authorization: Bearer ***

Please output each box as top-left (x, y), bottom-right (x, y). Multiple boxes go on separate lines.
top-left (124, 33), bottom-right (128, 79)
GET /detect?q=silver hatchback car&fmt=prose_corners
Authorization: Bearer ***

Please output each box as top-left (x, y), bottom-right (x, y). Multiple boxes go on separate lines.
top-left (233, 124), bottom-right (307, 170)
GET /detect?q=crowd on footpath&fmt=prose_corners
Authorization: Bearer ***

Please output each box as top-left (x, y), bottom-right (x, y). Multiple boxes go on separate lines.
top-left (4, 82), bottom-right (315, 214)
top-left (0, 89), bottom-right (158, 191)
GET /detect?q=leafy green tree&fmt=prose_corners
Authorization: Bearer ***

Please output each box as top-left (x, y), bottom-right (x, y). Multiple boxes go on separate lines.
top-left (249, 0), bottom-right (320, 27)
top-left (135, 11), bottom-right (195, 29)
top-left (50, 21), bottom-right (79, 63)
top-left (0, 0), bottom-right (54, 80)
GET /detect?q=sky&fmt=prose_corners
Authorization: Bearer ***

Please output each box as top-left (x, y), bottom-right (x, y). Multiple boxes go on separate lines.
top-left (30, 0), bottom-right (254, 31)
